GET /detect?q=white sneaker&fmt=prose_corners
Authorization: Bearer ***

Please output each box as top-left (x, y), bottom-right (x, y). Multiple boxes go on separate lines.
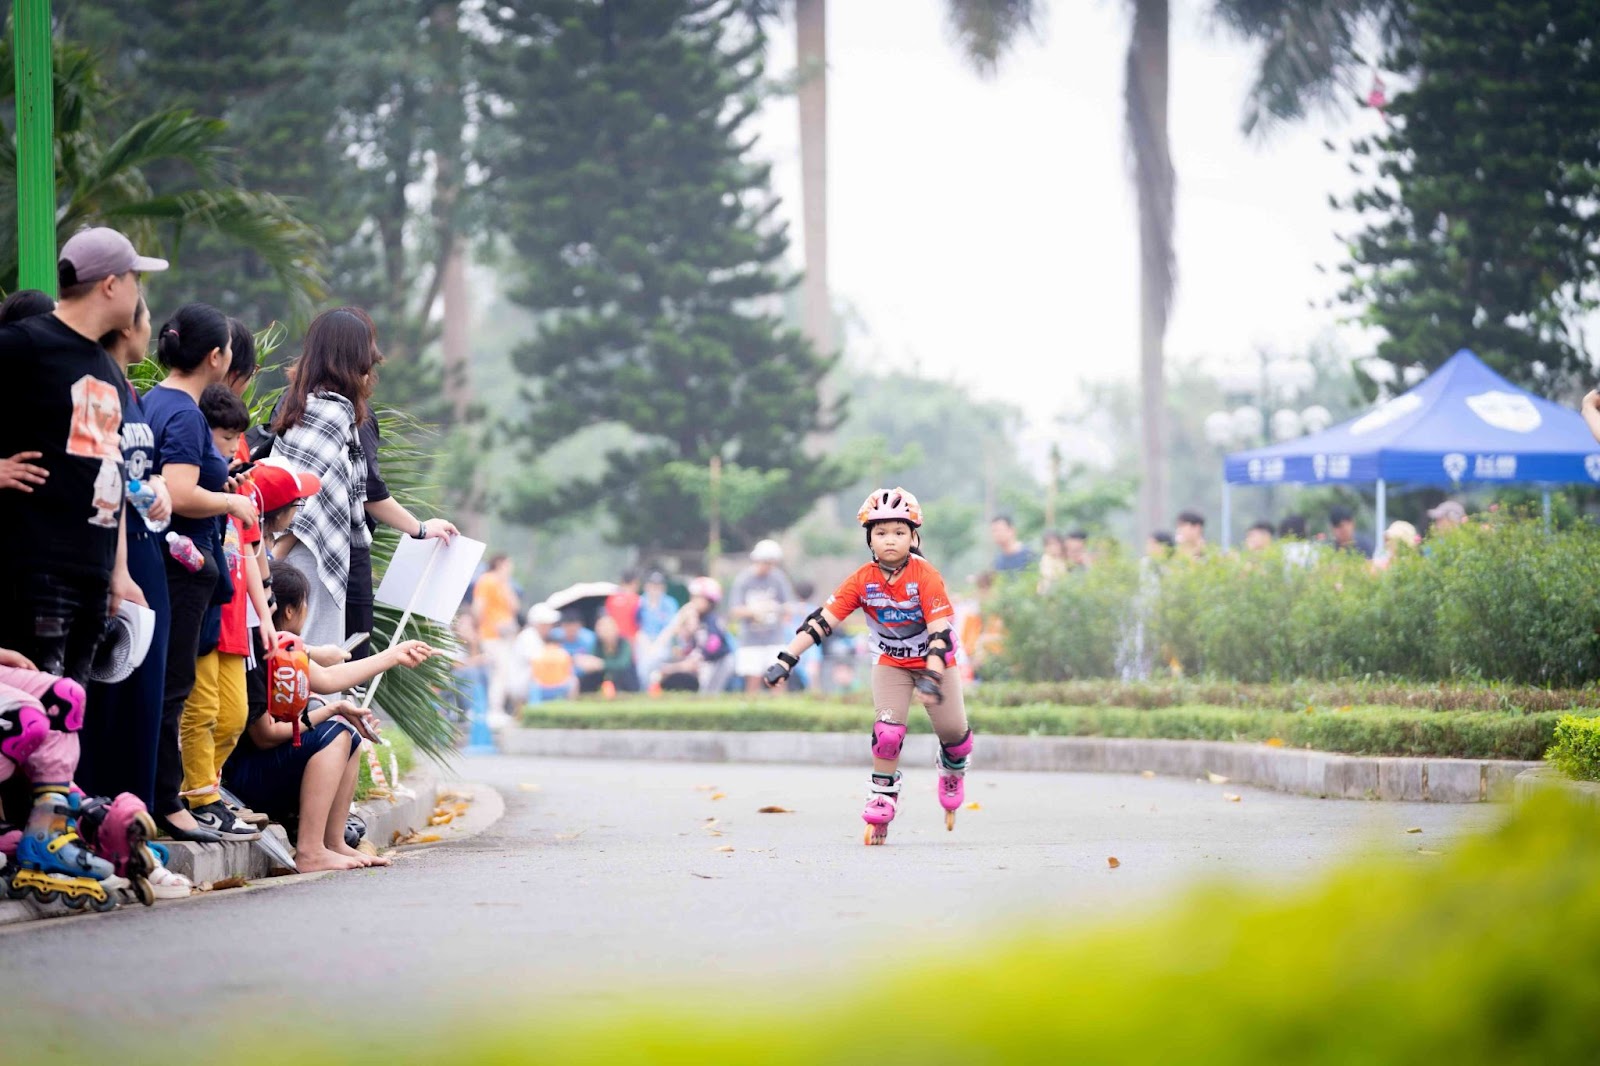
top-left (147, 865), bottom-right (193, 900)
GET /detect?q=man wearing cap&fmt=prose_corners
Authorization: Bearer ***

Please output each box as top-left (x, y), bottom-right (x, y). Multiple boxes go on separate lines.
top-left (1426, 500), bottom-right (1467, 536)
top-left (0, 227), bottom-right (169, 683)
top-left (730, 539), bottom-right (796, 693)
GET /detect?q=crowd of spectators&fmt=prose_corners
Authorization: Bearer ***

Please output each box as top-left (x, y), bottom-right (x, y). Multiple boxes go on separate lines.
top-left (0, 227), bottom-right (452, 909)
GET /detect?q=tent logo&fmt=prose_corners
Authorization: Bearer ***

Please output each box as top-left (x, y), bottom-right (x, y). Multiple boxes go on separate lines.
top-left (1465, 390), bottom-right (1541, 433)
top-left (1443, 453), bottom-right (1468, 481)
top-left (1313, 454), bottom-right (1327, 480)
top-left (1351, 393), bottom-right (1422, 436)
top-left (1585, 455), bottom-right (1600, 482)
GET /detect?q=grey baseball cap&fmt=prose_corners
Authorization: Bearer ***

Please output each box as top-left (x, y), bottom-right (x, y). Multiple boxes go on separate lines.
top-left (58, 227), bottom-right (169, 286)
top-left (1426, 500), bottom-right (1466, 521)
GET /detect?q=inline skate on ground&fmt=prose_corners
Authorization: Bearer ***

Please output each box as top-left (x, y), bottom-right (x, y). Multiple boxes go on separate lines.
top-left (862, 771), bottom-right (901, 846)
top-left (937, 730), bottom-right (975, 832)
top-left (73, 792), bottom-right (159, 907)
top-left (3, 793), bottom-right (118, 912)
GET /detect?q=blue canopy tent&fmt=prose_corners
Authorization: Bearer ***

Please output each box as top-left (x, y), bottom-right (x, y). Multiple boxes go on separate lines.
top-left (1221, 349), bottom-right (1600, 548)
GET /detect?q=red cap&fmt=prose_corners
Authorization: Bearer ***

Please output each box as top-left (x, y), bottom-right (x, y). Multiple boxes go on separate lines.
top-left (245, 461), bottom-right (322, 515)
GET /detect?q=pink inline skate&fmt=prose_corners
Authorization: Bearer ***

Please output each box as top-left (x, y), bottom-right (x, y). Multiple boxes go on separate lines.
top-left (937, 730), bottom-right (975, 831)
top-left (862, 771), bottom-right (901, 846)
top-left (73, 792), bottom-right (159, 907)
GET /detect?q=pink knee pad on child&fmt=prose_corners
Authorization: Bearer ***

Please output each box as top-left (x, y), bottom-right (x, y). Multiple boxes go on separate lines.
top-left (870, 717), bottom-right (907, 760)
top-left (940, 729), bottom-right (975, 761)
top-left (0, 685), bottom-right (50, 774)
top-left (0, 667), bottom-right (87, 733)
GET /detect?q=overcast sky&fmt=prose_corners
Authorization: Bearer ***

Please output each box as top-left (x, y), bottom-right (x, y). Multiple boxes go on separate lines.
top-left (753, 1), bottom-right (1387, 435)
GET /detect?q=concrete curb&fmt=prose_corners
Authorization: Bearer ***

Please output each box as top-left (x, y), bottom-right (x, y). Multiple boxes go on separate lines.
top-left (1513, 765), bottom-right (1600, 810)
top-left (1, 772), bottom-right (441, 927)
top-left (503, 728), bottom-right (1537, 803)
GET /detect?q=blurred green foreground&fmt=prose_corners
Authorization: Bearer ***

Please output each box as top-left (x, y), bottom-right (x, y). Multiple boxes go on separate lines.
top-left (204, 793), bottom-right (1600, 1065)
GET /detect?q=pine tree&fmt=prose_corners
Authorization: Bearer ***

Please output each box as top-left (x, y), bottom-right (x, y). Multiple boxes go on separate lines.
top-left (483, 0), bottom-right (842, 562)
top-left (1336, 0), bottom-right (1600, 391)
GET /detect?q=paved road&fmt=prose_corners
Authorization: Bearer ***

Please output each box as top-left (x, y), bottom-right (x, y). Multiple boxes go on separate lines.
top-left (1, 755), bottom-right (1502, 1048)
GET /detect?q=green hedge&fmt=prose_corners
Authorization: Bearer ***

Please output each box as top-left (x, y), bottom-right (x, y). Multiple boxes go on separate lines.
top-left (976, 679), bottom-right (1600, 714)
top-left (1546, 714), bottom-right (1600, 782)
top-left (210, 793), bottom-right (1600, 1065)
top-left (998, 518), bottom-right (1600, 686)
top-left (520, 698), bottom-right (1560, 760)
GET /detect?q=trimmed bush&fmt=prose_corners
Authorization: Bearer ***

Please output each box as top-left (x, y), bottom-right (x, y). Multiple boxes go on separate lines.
top-left (520, 698), bottom-right (1561, 760)
top-left (1546, 714), bottom-right (1600, 782)
top-left (975, 679), bottom-right (1600, 714)
top-left (998, 518), bottom-right (1600, 686)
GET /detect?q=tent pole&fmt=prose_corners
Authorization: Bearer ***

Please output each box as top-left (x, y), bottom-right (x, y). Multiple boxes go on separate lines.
top-left (1374, 478), bottom-right (1387, 561)
top-left (1221, 480), bottom-right (1232, 550)
top-left (1542, 490), bottom-right (1551, 534)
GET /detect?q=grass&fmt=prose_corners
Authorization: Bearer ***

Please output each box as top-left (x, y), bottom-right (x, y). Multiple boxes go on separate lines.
top-left (519, 696), bottom-right (1562, 761)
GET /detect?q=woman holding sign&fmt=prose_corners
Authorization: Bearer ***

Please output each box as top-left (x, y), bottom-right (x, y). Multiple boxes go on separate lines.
top-left (339, 307), bottom-right (457, 661)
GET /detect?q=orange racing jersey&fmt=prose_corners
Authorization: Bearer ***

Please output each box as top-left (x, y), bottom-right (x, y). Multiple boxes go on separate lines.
top-left (825, 555), bottom-right (954, 669)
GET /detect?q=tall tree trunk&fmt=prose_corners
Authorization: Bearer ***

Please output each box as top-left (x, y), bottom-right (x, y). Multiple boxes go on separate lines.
top-left (1126, 0), bottom-right (1174, 535)
top-left (796, 0), bottom-right (830, 361)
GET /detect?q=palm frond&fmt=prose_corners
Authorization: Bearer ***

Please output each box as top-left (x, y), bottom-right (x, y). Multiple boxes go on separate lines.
top-left (944, 0), bottom-right (1044, 78)
top-left (70, 109), bottom-right (230, 209)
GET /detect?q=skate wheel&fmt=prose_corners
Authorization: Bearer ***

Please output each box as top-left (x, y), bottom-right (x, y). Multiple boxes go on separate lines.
top-left (945, 810), bottom-right (956, 831)
top-left (91, 894), bottom-right (118, 913)
top-left (3, 880), bottom-right (24, 900)
top-left (863, 824), bottom-right (887, 846)
top-left (129, 876), bottom-right (155, 908)
top-left (63, 893), bottom-right (87, 910)
top-left (32, 887), bottom-right (59, 904)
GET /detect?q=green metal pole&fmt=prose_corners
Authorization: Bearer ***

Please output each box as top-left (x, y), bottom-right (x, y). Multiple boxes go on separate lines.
top-left (13, 0), bottom-right (55, 296)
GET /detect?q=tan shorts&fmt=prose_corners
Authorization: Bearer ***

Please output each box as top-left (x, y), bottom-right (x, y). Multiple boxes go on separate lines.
top-left (871, 663), bottom-right (969, 745)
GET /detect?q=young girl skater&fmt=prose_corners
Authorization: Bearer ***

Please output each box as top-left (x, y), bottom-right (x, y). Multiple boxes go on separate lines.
top-left (764, 488), bottom-right (973, 845)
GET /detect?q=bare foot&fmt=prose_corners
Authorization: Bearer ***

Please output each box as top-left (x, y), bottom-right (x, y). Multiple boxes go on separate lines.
top-left (295, 847), bottom-right (363, 872)
top-left (331, 841), bottom-right (390, 867)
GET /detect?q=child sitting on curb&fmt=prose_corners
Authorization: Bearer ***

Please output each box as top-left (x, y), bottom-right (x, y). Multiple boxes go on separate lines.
top-left (222, 561), bottom-right (436, 872)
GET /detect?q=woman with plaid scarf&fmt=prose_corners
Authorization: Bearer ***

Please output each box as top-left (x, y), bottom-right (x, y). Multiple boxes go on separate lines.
top-left (269, 310), bottom-right (379, 650)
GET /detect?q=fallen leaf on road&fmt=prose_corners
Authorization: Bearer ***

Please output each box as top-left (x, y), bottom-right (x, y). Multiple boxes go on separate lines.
top-left (715, 845), bottom-right (735, 853)
top-left (1223, 793), bottom-right (1242, 803)
top-left (516, 783), bottom-right (542, 792)
top-left (1206, 772), bottom-right (1229, 785)
top-left (964, 802), bottom-right (982, 810)
top-left (1107, 857), bottom-right (1121, 869)
top-left (694, 784), bottom-right (718, 791)
top-left (757, 806), bottom-right (794, 814)
top-left (1405, 827), bottom-right (1423, 834)
top-left (1139, 770), bottom-right (1155, 778)
top-left (690, 872), bottom-right (719, 879)
top-left (200, 877), bottom-right (249, 892)
top-left (428, 811), bottom-right (454, 826)
top-left (1264, 738), bottom-right (1284, 748)
top-left (392, 829), bottom-right (442, 845)
top-left (554, 831), bottom-right (584, 842)
top-left (711, 792), bottom-right (727, 801)
top-left (438, 790), bottom-right (474, 804)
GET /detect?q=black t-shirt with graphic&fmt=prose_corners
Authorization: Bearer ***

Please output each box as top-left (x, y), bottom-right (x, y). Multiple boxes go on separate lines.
top-left (0, 314), bottom-right (127, 580)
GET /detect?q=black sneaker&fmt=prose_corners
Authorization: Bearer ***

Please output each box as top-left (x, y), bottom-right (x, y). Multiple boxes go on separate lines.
top-left (193, 802), bottom-right (262, 842)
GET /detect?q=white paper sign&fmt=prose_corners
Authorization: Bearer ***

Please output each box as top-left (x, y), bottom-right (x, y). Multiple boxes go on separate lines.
top-left (375, 534), bottom-right (486, 625)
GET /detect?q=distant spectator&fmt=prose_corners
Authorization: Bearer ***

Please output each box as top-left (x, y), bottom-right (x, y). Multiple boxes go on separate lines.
top-left (1174, 511), bottom-right (1207, 560)
top-left (1277, 514), bottom-right (1316, 568)
top-left (593, 615), bottom-right (640, 693)
top-left (1426, 499), bottom-right (1466, 536)
top-left (655, 577), bottom-right (733, 693)
top-left (1064, 530), bottom-right (1090, 570)
top-left (1145, 531), bottom-right (1175, 560)
top-left (786, 579), bottom-right (822, 691)
top-left (957, 571), bottom-right (1005, 681)
top-left (1376, 520), bottom-right (1420, 569)
top-left (604, 569), bottom-right (642, 642)
top-left (990, 515), bottom-right (1035, 572)
top-left (471, 555), bottom-right (520, 723)
top-left (1277, 515), bottom-right (1307, 540)
top-left (1038, 531), bottom-right (1067, 591)
top-left (634, 569), bottom-right (681, 681)
top-left (525, 604), bottom-right (578, 702)
top-left (1243, 520), bottom-right (1274, 552)
top-left (556, 609), bottom-right (605, 694)
top-left (1328, 507), bottom-right (1374, 557)
top-left (729, 539), bottom-right (795, 693)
